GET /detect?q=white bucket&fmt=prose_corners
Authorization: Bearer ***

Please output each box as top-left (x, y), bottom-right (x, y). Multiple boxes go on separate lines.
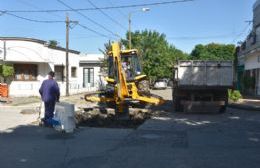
top-left (54, 102), bottom-right (76, 133)
top-left (39, 101), bottom-right (45, 119)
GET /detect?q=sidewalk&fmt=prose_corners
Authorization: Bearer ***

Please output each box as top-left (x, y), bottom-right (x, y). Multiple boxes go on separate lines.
top-left (0, 93), bottom-right (88, 107)
top-left (0, 93), bottom-right (94, 132)
top-left (228, 98), bottom-right (260, 111)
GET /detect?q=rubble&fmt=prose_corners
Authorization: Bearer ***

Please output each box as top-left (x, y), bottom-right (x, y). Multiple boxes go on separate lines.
top-left (75, 107), bottom-right (151, 129)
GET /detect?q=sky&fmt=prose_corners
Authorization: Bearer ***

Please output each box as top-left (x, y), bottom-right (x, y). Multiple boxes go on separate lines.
top-left (0, 0), bottom-right (256, 54)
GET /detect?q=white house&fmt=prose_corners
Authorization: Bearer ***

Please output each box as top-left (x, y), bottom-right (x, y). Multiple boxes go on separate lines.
top-left (237, 0), bottom-right (260, 96)
top-left (79, 54), bottom-right (106, 91)
top-left (0, 37), bottom-right (104, 97)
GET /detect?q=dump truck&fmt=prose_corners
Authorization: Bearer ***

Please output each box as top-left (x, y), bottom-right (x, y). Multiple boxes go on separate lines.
top-left (172, 60), bottom-right (234, 113)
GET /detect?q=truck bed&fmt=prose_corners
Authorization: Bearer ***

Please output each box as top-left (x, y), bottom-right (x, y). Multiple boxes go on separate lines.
top-left (173, 60), bottom-right (234, 113)
top-left (175, 60), bottom-right (233, 87)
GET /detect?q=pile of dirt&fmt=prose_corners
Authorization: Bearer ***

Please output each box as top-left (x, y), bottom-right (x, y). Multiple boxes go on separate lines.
top-left (75, 107), bottom-right (151, 129)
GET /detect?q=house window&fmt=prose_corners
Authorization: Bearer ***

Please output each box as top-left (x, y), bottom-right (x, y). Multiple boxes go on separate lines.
top-left (14, 64), bottom-right (37, 81)
top-left (250, 32), bottom-right (256, 45)
top-left (83, 68), bottom-right (94, 87)
top-left (71, 67), bottom-right (77, 78)
top-left (256, 26), bottom-right (260, 36)
top-left (241, 42), bottom-right (246, 50)
top-left (54, 65), bottom-right (64, 81)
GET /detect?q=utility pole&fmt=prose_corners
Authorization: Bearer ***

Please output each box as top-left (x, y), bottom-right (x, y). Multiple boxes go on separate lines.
top-left (65, 14), bottom-right (78, 97)
top-left (65, 14), bottom-right (69, 96)
top-left (3, 40), bottom-right (6, 61)
top-left (128, 8), bottom-right (150, 50)
top-left (128, 13), bottom-right (132, 50)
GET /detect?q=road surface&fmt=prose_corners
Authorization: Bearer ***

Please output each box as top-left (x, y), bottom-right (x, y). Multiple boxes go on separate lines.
top-left (0, 89), bottom-right (260, 168)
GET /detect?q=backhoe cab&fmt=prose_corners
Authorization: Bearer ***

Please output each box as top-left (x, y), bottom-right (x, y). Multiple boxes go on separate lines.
top-left (107, 49), bottom-right (145, 83)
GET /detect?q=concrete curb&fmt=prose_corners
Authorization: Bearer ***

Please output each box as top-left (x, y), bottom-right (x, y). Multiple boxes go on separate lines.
top-left (228, 103), bottom-right (260, 111)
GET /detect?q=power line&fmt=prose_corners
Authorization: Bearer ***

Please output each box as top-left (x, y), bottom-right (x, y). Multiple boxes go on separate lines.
top-left (1, 11), bottom-right (64, 23)
top-left (14, 0), bottom-right (64, 20)
top-left (77, 23), bottom-right (113, 39)
top-left (0, 11), bottom-right (112, 39)
top-left (56, 0), bottom-right (121, 38)
top-left (107, 0), bottom-right (128, 19)
top-left (84, 0), bottom-right (127, 30)
top-left (168, 34), bottom-right (236, 40)
top-left (168, 31), bottom-right (252, 42)
top-left (232, 22), bottom-right (252, 43)
top-left (3, 0), bottom-right (194, 13)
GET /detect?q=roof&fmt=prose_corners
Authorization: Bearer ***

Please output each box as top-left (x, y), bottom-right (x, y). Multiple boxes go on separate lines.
top-left (0, 37), bottom-right (80, 54)
top-left (79, 54), bottom-right (104, 63)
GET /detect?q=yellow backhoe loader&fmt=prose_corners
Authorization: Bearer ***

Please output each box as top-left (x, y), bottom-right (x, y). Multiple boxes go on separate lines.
top-left (84, 42), bottom-right (164, 114)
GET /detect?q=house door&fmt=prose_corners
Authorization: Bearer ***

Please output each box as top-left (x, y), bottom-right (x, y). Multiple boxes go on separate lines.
top-left (83, 68), bottom-right (94, 88)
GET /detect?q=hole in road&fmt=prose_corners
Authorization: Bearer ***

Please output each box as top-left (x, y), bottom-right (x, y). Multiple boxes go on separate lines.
top-left (75, 108), bottom-right (150, 129)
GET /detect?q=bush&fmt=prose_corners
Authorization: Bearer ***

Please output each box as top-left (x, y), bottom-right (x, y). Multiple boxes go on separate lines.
top-left (0, 64), bottom-right (14, 83)
top-left (2, 64), bottom-right (14, 77)
top-left (228, 89), bottom-right (242, 102)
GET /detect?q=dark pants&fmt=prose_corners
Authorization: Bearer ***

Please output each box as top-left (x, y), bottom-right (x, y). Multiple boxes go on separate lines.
top-left (44, 101), bottom-right (56, 120)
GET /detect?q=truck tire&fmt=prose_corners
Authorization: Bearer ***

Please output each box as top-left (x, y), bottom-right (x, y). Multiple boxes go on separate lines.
top-left (174, 97), bottom-right (181, 112)
top-left (219, 105), bottom-right (226, 113)
top-left (219, 90), bottom-right (228, 113)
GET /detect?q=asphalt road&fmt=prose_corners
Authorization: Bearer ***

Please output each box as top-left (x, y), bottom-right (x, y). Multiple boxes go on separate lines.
top-left (0, 89), bottom-right (260, 168)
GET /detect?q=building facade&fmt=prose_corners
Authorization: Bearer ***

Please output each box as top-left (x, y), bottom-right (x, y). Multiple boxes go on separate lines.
top-left (0, 37), bottom-right (104, 97)
top-left (237, 0), bottom-right (260, 96)
top-left (79, 54), bottom-right (106, 91)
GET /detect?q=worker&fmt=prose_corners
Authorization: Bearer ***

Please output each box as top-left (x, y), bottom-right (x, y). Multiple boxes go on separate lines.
top-left (122, 60), bottom-right (131, 79)
top-left (122, 61), bottom-right (128, 71)
top-left (39, 71), bottom-right (60, 127)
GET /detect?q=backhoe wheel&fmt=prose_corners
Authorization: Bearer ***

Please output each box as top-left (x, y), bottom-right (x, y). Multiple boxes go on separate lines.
top-left (137, 80), bottom-right (150, 93)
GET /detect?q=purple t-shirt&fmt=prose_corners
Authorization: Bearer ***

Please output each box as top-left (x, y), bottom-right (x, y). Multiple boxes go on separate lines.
top-left (39, 79), bottom-right (60, 102)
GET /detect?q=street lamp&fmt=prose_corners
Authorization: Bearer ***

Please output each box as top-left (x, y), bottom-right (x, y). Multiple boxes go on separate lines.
top-left (128, 8), bottom-right (150, 49)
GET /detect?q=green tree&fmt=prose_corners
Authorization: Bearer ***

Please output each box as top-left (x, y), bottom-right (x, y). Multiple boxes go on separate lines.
top-left (99, 40), bottom-right (112, 74)
top-left (121, 30), bottom-right (188, 81)
top-left (191, 43), bottom-right (235, 61)
top-left (0, 64), bottom-right (14, 83)
top-left (103, 40), bottom-right (112, 54)
top-left (48, 40), bottom-right (58, 48)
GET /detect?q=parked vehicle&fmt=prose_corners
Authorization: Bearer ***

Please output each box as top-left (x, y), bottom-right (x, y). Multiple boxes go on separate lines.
top-left (153, 79), bottom-right (168, 90)
top-left (172, 60), bottom-right (234, 113)
top-left (167, 79), bottom-right (173, 87)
